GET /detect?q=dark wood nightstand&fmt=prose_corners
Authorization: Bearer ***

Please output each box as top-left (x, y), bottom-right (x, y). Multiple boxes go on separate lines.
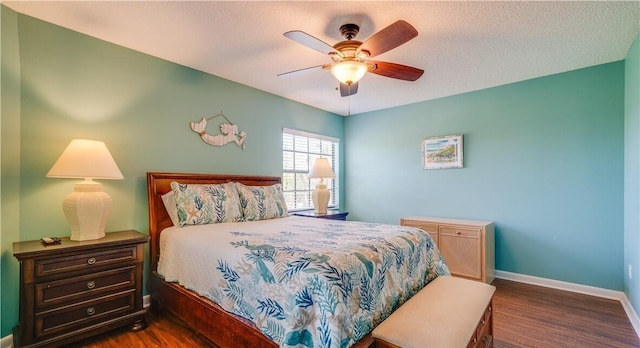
top-left (292, 210), bottom-right (349, 221)
top-left (13, 230), bottom-right (148, 348)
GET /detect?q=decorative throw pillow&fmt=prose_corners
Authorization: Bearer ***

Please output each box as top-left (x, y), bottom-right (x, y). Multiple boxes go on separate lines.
top-left (161, 191), bottom-right (180, 227)
top-left (236, 183), bottom-right (288, 221)
top-left (170, 182), bottom-right (244, 226)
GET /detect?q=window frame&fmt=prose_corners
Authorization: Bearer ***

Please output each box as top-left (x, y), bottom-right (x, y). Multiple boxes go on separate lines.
top-left (282, 128), bottom-right (339, 212)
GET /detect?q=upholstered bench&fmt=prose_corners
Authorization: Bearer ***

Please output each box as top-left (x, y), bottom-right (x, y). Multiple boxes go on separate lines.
top-left (372, 276), bottom-right (496, 348)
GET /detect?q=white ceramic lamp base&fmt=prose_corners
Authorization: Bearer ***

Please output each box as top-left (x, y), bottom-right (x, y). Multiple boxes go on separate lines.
top-left (63, 180), bottom-right (112, 241)
top-left (312, 183), bottom-right (330, 214)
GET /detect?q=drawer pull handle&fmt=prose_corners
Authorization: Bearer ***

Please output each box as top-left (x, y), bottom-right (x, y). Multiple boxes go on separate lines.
top-left (86, 281), bottom-right (96, 289)
top-left (87, 257), bottom-right (96, 265)
top-left (456, 231), bottom-right (462, 235)
top-left (86, 307), bottom-right (96, 316)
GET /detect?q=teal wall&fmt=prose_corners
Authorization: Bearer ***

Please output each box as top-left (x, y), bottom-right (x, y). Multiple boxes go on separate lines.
top-left (345, 62), bottom-right (625, 291)
top-left (0, 9), bottom-right (344, 337)
top-left (1, 5), bottom-right (638, 339)
top-left (625, 34), bottom-right (640, 315)
top-left (1, 5), bottom-right (22, 338)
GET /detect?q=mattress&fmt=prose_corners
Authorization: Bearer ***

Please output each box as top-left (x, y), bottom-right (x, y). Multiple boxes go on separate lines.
top-left (158, 216), bottom-right (449, 348)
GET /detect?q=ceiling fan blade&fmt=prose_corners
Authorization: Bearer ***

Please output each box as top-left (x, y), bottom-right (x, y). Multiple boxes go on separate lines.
top-left (284, 31), bottom-right (339, 56)
top-left (339, 82), bottom-right (358, 97)
top-left (369, 61), bottom-right (424, 81)
top-left (356, 20), bottom-right (418, 58)
top-left (277, 65), bottom-right (326, 78)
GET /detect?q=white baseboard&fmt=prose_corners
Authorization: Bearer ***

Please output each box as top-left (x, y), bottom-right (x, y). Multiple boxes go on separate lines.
top-left (621, 293), bottom-right (640, 340)
top-left (1, 335), bottom-right (12, 348)
top-left (0, 295), bottom-right (152, 348)
top-left (495, 270), bottom-right (625, 300)
top-left (3, 280), bottom-right (638, 345)
top-left (495, 270), bottom-right (640, 339)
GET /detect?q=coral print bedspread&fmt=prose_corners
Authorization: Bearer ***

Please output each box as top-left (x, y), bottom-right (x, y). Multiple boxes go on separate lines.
top-left (158, 216), bottom-right (449, 348)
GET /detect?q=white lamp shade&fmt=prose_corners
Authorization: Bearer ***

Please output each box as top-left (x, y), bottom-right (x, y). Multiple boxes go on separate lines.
top-left (308, 158), bottom-right (336, 179)
top-left (330, 60), bottom-right (368, 85)
top-left (47, 139), bottom-right (123, 241)
top-left (47, 139), bottom-right (123, 180)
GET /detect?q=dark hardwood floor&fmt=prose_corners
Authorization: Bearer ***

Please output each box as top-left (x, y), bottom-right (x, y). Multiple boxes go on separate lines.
top-left (69, 279), bottom-right (639, 348)
top-left (66, 310), bottom-right (215, 348)
top-left (492, 278), bottom-right (639, 348)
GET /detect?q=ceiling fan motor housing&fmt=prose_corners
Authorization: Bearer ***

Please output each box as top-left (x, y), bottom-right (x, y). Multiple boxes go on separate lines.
top-left (333, 24), bottom-right (367, 61)
top-left (339, 24), bottom-right (360, 40)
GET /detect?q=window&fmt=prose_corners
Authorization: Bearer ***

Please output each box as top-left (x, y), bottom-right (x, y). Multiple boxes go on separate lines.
top-left (282, 128), bottom-right (339, 211)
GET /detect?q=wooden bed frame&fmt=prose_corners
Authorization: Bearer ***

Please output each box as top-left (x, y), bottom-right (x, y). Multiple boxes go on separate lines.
top-left (146, 172), bottom-right (375, 348)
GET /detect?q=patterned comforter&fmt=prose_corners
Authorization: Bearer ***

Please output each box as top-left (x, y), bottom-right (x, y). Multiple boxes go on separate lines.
top-left (158, 216), bottom-right (449, 348)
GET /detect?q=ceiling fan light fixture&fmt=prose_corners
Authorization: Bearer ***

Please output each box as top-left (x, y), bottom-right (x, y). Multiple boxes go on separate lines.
top-left (330, 60), bottom-right (368, 85)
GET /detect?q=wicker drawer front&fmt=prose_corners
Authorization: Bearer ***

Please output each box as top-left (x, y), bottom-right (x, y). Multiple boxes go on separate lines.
top-left (35, 290), bottom-right (135, 339)
top-left (36, 246), bottom-right (137, 278)
top-left (402, 221), bottom-right (437, 233)
top-left (401, 220), bottom-right (439, 243)
top-left (439, 226), bottom-right (480, 238)
top-left (439, 226), bottom-right (481, 280)
top-left (36, 266), bottom-right (135, 309)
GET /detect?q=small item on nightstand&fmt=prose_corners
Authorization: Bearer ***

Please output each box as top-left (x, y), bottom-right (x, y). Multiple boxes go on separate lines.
top-left (40, 237), bottom-right (61, 245)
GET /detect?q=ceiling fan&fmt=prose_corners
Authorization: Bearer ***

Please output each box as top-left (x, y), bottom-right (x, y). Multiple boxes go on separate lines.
top-left (278, 20), bottom-right (424, 97)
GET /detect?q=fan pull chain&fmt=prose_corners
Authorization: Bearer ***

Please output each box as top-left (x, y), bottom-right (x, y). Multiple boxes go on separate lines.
top-left (348, 85), bottom-right (351, 116)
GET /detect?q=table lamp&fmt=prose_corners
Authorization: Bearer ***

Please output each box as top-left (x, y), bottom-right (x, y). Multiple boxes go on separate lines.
top-left (46, 139), bottom-right (124, 241)
top-left (307, 158), bottom-right (336, 214)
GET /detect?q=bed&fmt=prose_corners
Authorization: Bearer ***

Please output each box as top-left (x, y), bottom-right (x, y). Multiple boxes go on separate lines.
top-left (147, 172), bottom-right (449, 348)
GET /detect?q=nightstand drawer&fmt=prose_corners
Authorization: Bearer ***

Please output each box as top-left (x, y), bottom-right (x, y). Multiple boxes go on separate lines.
top-left (36, 246), bottom-right (138, 278)
top-left (35, 290), bottom-right (135, 339)
top-left (36, 266), bottom-right (136, 309)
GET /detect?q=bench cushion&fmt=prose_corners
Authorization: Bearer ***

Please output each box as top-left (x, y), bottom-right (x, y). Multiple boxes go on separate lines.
top-left (372, 276), bottom-right (496, 348)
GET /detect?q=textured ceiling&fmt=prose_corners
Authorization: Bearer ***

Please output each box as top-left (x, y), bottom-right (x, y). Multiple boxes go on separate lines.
top-left (4, 1), bottom-right (639, 116)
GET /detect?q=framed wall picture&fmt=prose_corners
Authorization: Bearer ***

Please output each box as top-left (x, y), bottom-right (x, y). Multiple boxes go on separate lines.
top-left (422, 134), bottom-right (463, 169)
